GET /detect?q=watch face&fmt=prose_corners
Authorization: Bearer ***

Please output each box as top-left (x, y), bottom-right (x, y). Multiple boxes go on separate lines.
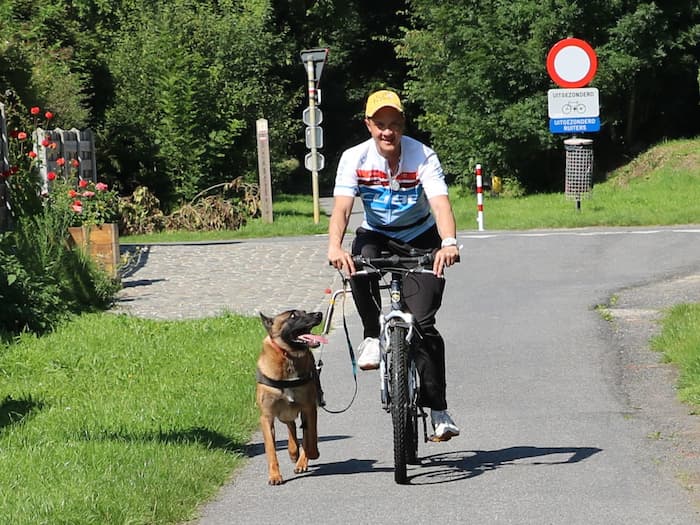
top-left (390, 179), bottom-right (401, 191)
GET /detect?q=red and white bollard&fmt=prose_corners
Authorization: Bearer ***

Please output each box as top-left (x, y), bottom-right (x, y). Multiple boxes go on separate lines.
top-left (475, 164), bottom-right (484, 231)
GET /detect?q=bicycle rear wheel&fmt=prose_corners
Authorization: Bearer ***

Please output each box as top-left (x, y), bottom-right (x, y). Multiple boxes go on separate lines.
top-left (390, 323), bottom-right (412, 484)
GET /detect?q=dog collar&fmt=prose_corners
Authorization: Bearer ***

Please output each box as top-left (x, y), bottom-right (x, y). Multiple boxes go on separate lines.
top-left (268, 338), bottom-right (306, 358)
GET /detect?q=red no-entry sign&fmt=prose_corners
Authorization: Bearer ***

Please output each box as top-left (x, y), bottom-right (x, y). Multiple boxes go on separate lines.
top-left (546, 38), bottom-right (597, 88)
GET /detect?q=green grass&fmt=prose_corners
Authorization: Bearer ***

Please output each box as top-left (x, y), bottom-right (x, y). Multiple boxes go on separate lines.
top-left (2, 136), bottom-right (699, 523)
top-left (122, 137), bottom-right (699, 244)
top-left (452, 137), bottom-right (700, 231)
top-left (0, 313), bottom-right (261, 524)
top-left (651, 304), bottom-right (700, 410)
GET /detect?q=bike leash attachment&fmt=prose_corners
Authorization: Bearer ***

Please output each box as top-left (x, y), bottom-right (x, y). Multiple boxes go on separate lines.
top-left (316, 278), bottom-right (358, 414)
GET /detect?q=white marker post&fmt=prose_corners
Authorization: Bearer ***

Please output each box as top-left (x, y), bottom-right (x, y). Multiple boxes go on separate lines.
top-left (476, 164), bottom-right (484, 231)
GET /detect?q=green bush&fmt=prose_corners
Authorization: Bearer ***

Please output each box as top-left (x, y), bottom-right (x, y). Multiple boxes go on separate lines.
top-left (0, 103), bottom-right (121, 336)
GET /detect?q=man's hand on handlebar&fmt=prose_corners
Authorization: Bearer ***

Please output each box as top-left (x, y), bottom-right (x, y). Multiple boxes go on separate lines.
top-left (433, 245), bottom-right (459, 277)
top-left (328, 245), bottom-right (356, 276)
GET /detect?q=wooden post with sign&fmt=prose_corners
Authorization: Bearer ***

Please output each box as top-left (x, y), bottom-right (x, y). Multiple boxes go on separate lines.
top-left (256, 118), bottom-right (273, 223)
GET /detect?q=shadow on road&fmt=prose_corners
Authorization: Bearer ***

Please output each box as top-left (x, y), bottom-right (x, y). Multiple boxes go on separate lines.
top-left (409, 445), bottom-right (602, 485)
top-left (244, 434), bottom-right (352, 458)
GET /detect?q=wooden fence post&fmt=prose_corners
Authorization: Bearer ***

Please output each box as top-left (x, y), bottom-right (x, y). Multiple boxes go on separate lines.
top-left (256, 118), bottom-right (273, 223)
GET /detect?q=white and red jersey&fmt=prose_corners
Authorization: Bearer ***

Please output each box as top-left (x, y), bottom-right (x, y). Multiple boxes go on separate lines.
top-left (333, 136), bottom-right (448, 242)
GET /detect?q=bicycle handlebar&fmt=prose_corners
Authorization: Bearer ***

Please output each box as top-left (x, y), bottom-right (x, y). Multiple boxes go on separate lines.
top-left (352, 253), bottom-right (435, 271)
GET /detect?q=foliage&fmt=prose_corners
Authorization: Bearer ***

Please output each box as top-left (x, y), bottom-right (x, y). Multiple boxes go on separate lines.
top-left (117, 186), bottom-right (166, 235)
top-left (1, 0), bottom-right (698, 205)
top-left (398, 0), bottom-right (700, 191)
top-left (0, 102), bottom-right (120, 336)
top-left (45, 171), bottom-right (120, 228)
top-left (118, 178), bottom-right (260, 235)
top-left (164, 177), bottom-right (260, 232)
top-left (101, 0), bottom-right (299, 207)
top-left (0, 2), bottom-right (90, 127)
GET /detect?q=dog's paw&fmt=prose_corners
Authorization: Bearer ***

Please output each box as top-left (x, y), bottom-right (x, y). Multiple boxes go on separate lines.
top-left (268, 474), bottom-right (284, 485)
top-left (294, 456), bottom-right (310, 473)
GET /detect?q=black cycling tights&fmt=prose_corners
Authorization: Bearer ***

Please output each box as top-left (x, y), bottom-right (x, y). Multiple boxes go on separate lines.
top-left (350, 226), bottom-right (448, 410)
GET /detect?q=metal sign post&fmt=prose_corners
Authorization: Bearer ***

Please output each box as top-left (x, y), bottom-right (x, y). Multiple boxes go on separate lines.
top-left (546, 38), bottom-right (600, 211)
top-left (300, 48), bottom-right (328, 224)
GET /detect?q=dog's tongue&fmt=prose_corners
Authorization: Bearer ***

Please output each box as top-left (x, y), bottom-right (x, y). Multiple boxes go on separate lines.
top-left (298, 334), bottom-right (328, 346)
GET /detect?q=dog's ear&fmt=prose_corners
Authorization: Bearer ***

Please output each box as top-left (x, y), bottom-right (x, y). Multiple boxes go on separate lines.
top-left (259, 313), bottom-right (274, 335)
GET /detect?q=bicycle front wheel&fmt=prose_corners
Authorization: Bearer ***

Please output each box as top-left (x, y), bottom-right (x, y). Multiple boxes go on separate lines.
top-left (390, 323), bottom-right (411, 484)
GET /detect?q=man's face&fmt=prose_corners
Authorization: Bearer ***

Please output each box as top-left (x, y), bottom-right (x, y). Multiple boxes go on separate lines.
top-left (365, 107), bottom-right (405, 161)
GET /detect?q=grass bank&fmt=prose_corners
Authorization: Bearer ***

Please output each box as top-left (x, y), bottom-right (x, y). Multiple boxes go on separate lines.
top-left (451, 137), bottom-right (700, 230)
top-left (0, 313), bottom-right (260, 524)
top-left (651, 303), bottom-right (700, 411)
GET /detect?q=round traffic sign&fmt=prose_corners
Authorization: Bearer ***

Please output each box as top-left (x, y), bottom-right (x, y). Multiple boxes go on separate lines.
top-left (546, 38), bottom-right (597, 88)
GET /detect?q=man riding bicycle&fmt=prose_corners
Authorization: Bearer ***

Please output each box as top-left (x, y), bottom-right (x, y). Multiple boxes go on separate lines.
top-left (327, 89), bottom-right (460, 441)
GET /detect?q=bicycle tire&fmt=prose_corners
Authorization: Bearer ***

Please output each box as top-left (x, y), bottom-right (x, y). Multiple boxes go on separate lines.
top-left (406, 359), bottom-right (419, 465)
top-left (390, 323), bottom-right (411, 484)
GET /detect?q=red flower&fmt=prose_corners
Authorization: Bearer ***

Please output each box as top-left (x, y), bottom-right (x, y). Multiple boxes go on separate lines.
top-left (47, 171), bottom-right (57, 181)
top-left (1, 170), bottom-right (10, 178)
top-left (41, 138), bottom-right (50, 147)
top-left (72, 200), bottom-right (83, 213)
top-left (10, 166), bottom-right (18, 175)
top-left (71, 159), bottom-right (80, 168)
top-left (78, 179), bottom-right (89, 188)
top-left (9, 130), bottom-right (19, 138)
top-left (44, 111), bottom-right (54, 120)
top-left (17, 131), bottom-right (27, 140)
top-left (27, 151), bottom-right (37, 159)
top-left (68, 189), bottom-right (78, 198)
top-left (48, 142), bottom-right (57, 150)
top-left (95, 182), bottom-right (109, 191)
top-left (56, 157), bottom-right (66, 166)
top-left (30, 106), bottom-right (40, 115)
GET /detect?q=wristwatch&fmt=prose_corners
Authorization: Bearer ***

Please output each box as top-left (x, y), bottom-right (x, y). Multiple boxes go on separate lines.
top-left (441, 237), bottom-right (458, 248)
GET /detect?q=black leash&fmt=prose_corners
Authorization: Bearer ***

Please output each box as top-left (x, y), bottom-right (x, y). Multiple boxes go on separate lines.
top-left (317, 280), bottom-right (358, 414)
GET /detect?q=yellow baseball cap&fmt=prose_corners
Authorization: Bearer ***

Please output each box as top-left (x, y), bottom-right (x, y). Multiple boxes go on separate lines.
top-left (365, 90), bottom-right (404, 118)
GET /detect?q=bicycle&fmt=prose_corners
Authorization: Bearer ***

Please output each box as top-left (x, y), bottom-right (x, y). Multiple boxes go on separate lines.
top-left (323, 241), bottom-right (457, 484)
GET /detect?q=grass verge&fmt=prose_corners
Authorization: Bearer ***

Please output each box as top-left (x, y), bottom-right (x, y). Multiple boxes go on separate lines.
top-left (451, 137), bottom-right (700, 231)
top-left (0, 313), bottom-right (261, 524)
top-left (651, 304), bottom-right (700, 411)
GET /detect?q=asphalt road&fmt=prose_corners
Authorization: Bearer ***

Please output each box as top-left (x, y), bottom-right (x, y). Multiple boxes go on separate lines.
top-left (149, 226), bottom-right (700, 525)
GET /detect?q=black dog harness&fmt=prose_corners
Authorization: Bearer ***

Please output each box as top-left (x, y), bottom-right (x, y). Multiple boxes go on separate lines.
top-left (255, 368), bottom-right (314, 389)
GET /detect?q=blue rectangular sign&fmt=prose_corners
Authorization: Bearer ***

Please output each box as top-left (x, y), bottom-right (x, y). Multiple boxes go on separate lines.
top-left (549, 117), bottom-right (600, 134)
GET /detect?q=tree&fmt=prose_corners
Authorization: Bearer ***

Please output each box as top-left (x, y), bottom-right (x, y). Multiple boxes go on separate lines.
top-left (101, 0), bottom-right (300, 207)
top-left (398, 0), bottom-right (700, 191)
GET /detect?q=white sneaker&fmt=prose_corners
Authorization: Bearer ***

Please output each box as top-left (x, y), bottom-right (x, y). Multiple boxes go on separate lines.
top-left (356, 337), bottom-right (381, 370)
top-left (431, 409), bottom-right (460, 441)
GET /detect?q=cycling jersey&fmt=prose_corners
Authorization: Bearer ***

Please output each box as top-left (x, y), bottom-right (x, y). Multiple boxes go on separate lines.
top-left (334, 136), bottom-right (448, 242)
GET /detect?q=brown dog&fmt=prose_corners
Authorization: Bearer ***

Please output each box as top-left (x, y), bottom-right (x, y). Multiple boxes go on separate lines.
top-left (256, 309), bottom-right (326, 485)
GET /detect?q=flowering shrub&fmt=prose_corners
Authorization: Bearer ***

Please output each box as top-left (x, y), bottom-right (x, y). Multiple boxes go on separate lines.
top-left (44, 163), bottom-right (120, 228)
top-left (0, 100), bottom-right (120, 335)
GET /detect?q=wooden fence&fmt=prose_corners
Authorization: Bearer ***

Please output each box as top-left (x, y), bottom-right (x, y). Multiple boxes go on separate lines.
top-left (33, 127), bottom-right (97, 189)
